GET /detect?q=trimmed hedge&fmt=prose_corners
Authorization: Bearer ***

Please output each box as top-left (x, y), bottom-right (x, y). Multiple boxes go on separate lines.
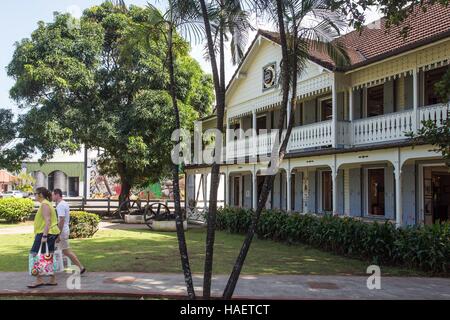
top-left (69, 211), bottom-right (100, 239)
top-left (0, 198), bottom-right (34, 223)
top-left (216, 207), bottom-right (450, 274)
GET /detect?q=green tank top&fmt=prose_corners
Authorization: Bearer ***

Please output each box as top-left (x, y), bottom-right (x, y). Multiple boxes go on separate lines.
top-left (34, 199), bottom-right (60, 235)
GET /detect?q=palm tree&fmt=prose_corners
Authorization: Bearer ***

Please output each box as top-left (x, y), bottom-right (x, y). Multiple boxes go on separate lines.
top-left (222, 0), bottom-right (350, 299)
top-left (197, 0), bottom-right (253, 299)
top-left (129, 1), bottom-right (207, 300)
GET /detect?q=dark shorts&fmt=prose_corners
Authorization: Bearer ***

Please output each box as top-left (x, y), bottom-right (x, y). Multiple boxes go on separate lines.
top-left (30, 233), bottom-right (59, 254)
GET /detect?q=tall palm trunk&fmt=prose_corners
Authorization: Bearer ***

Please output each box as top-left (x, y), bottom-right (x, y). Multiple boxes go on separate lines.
top-left (167, 25), bottom-right (196, 300)
top-left (222, 0), bottom-right (296, 299)
top-left (199, 0), bottom-right (226, 299)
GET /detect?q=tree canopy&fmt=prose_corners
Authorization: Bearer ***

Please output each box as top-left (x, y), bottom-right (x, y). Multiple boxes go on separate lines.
top-left (5, 2), bottom-right (214, 198)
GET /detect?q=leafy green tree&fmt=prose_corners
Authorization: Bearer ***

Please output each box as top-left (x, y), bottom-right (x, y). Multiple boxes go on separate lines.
top-left (6, 2), bottom-right (213, 203)
top-left (15, 172), bottom-right (36, 193)
top-left (0, 109), bottom-right (21, 171)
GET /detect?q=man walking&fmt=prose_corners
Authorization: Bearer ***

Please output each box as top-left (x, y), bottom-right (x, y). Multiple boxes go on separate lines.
top-left (52, 189), bottom-right (86, 274)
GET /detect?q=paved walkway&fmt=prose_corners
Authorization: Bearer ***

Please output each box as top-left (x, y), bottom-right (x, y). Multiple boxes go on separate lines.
top-left (1, 272), bottom-right (449, 299)
top-left (0, 222), bottom-right (149, 235)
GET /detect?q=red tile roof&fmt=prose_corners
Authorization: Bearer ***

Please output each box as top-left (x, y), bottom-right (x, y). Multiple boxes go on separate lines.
top-left (259, 3), bottom-right (450, 71)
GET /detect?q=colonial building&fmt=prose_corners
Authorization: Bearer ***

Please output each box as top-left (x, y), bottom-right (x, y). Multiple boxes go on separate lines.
top-left (22, 147), bottom-right (96, 197)
top-left (185, 5), bottom-right (450, 227)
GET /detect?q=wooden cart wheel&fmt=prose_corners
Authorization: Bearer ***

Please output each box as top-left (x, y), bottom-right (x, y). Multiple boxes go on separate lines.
top-left (144, 202), bottom-right (170, 229)
top-left (116, 199), bottom-right (144, 220)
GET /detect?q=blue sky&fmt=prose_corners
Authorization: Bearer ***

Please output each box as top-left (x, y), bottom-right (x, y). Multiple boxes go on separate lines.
top-left (0, 1), bottom-right (381, 116)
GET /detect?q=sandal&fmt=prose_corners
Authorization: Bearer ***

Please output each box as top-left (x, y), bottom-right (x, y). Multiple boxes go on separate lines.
top-left (45, 282), bottom-right (58, 286)
top-left (27, 282), bottom-right (45, 289)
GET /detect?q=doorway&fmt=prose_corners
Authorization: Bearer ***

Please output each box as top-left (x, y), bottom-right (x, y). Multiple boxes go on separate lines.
top-left (321, 170), bottom-right (332, 212)
top-left (423, 167), bottom-right (450, 224)
top-left (68, 177), bottom-right (79, 197)
top-left (431, 173), bottom-right (450, 224)
top-left (233, 177), bottom-right (240, 207)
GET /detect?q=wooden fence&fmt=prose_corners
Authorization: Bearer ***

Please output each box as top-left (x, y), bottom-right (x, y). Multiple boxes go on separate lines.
top-left (32, 198), bottom-right (224, 216)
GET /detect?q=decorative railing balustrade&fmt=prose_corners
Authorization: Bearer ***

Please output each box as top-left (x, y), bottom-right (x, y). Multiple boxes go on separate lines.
top-left (288, 120), bottom-right (333, 150)
top-left (352, 109), bottom-right (414, 145)
top-left (223, 102), bottom-right (449, 160)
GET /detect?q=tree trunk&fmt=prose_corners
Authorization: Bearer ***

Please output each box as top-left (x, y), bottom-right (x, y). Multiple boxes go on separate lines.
top-left (168, 26), bottom-right (196, 300)
top-left (119, 179), bottom-right (131, 206)
top-left (222, 0), bottom-right (296, 299)
top-left (199, 0), bottom-right (226, 300)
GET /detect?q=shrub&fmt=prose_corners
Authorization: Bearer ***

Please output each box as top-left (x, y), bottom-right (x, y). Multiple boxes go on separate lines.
top-left (69, 211), bottom-right (100, 239)
top-left (216, 207), bottom-right (450, 274)
top-left (0, 198), bottom-right (34, 223)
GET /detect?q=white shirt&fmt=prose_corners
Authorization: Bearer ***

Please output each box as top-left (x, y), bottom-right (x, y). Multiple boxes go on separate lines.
top-left (56, 200), bottom-right (70, 235)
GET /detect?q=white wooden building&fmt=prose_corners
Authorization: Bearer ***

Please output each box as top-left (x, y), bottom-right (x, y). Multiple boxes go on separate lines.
top-left (185, 5), bottom-right (450, 227)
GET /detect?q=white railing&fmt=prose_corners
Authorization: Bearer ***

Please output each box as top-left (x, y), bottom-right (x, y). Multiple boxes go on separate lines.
top-left (419, 103), bottom-right (449, 128)
top-left (337, 121), bottom-right (352, 146)
top-left (352, 110), bottom-right (414, 145)
top-left (257, 131), bottom-right (275, 155)
top-left (288, 120), bottom-right (333, 150)
top-left (223, 102), bottom-right (449, 159)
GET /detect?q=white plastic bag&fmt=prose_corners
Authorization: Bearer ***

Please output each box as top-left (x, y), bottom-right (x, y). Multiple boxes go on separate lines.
top-left (53, 243), bottom-right (72, 272)
top-left (53, 248), bottom-right (65, 273)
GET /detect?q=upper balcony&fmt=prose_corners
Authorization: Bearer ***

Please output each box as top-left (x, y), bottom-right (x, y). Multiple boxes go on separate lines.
top-left (224, 102), bottom-right (448, 160)
top-left (222, 65), bottom-right (449, 160)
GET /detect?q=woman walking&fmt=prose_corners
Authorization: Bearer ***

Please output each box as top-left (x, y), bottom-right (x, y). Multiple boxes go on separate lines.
top-left (28, 187), bottom-right (60, 288)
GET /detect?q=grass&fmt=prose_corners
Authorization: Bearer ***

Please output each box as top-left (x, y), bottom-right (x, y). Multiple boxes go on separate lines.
top-left (0, 221), bottom-right (33, 229)
top-left (0, 227), bottom-right (427, 276)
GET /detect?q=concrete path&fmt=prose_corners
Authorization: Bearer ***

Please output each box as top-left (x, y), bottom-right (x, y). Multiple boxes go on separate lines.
top-left (1, 272), bottom-right (449, 299)
top-left (0, 222), bottom-right (148, 235)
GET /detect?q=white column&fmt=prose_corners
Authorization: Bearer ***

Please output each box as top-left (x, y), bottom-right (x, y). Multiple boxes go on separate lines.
top-left (332, 74), bottom-right (338, 148)
top-left (348, 88), bottom-right (354, 122)
top-left (194, 120), bottom-right (203, 165)
top-left (224, 171), bottom-right (229, 207)
top-left (252, 170), bottom-right (257, 210)
top-left (202, 173), bottom-right (208, 210)
top-left (252, 110), bottom-right (257, 158)
top-left (286, 171), bottom-right (291, 212)
top-left (413, 68), bottom-right (419, 133)
top-left (287, 97), bottom-right (291, 128)
top-left (302, 169), bottom-right (309, 213)
top-left (394, 164), bottom-right (403, 227)
top-left (332, 167), bottom-right (338, 215)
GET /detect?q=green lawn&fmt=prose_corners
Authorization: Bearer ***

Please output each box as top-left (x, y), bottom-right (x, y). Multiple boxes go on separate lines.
top-left (0, 221), bottom-right (33, 229)
top-left (0, 227), bottom-right (425, 276)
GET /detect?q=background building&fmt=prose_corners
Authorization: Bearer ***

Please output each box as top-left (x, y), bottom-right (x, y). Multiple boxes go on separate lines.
top-left (22, 147), bottom-right (97, 197)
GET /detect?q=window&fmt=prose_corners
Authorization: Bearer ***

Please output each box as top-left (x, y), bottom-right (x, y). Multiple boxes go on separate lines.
top-left (68, 177), bottom-right (79, 197)
top-left (233, 177), bottom-right (240, 207)
top-left (256, 115), bottom-right (267, 132)
top-left (367, 84), bottom-right (384, 117)
top-left (322, 171), bottom-right (333, 212)
top-left (291, 173), bottom-right (295, 211)
top-left (368, 169), bottom-right (385, 216)
top-left (320, 98), bottom-right (333, 121)
top-left (424, 66), bottom-right (448, 105)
